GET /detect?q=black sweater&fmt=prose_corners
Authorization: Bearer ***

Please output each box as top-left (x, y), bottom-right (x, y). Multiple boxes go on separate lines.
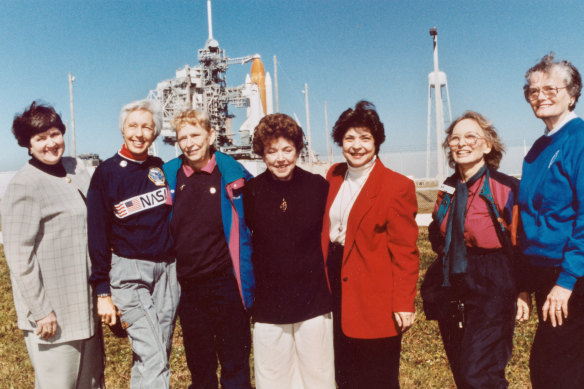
top-left (243, 167), bottom-right (332, 324)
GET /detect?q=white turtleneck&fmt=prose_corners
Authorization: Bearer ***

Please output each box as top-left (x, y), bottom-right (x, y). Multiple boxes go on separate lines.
top-left (329, 156), bottom-right (377, 245)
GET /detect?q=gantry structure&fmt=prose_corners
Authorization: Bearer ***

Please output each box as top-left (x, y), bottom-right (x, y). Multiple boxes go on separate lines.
top-left (147, 0), bottom-right (262, 159)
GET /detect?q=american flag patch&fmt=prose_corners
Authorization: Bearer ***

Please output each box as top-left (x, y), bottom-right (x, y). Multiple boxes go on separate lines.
top-left (114, 188), bottom-right (167, 219)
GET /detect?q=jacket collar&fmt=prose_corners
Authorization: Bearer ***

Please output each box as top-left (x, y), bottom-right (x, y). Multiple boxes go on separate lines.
top-left (329, 158), bottom-right (384, 262)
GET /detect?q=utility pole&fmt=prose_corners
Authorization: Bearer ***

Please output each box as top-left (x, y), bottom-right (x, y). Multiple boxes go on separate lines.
top-left (273, 55), bottom-right (279, 113)
top-left (68, 72), bottom-right (77, 158)
top-left (302, 83), bottom-right (312, 163)
top-left (324, 101), bottom-right (332, 163)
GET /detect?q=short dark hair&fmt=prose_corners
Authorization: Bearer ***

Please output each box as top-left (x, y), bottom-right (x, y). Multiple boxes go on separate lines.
top-left (252, 113), bottom-right (304, 157)
top-left (523, 52), bottom-right (582, 111)
top-left (443, 111), bottom-right (505, 170)
top-left (332, 100), bottom-right (385, 154)
top-left (12, 101), bottom-right (66, 148)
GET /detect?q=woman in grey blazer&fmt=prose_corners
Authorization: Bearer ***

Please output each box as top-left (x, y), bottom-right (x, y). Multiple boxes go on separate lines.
top-left (1, 102), bottom-right (104, 388)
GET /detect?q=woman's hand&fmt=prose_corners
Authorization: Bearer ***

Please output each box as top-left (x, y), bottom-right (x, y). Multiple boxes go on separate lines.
top-left (98, 295), bottom-right (118, 326)
top-left (36, 312), bottom-right (58, 339)
top-left (393, 311), bottom-right (416, 333)
top-left (516, 291), bottom-right (532, 322)
top-left (543, 285), bottom-right (572, 327)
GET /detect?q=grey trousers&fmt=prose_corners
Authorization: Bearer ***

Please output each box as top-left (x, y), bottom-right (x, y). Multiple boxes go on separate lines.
top-left (110, 255), bottom-right (180, 389)
top-left (24, 331), bottom-right (104, 389)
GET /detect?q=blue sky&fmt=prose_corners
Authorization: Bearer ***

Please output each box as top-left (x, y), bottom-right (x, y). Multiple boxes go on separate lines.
top-left (1, 0), bottom-right (583, 172)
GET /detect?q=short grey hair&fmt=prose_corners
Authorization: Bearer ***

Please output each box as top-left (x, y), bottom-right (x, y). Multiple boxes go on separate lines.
top-left (119, 99), bottom-right (163, 137)
top-left (523, 52), bottom-right (582, 111)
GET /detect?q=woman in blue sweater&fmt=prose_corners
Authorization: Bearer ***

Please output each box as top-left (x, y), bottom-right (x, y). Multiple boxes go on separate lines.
top-left (519, 53), bottom-right (584, 388)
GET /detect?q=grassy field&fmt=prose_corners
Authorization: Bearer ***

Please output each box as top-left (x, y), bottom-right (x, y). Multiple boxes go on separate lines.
top-left (416, 189), bottom-right (438, 214)
top-left (0, 228), bottom-right (536, 388)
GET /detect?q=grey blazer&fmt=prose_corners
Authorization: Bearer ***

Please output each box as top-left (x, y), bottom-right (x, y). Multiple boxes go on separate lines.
top-left (1, 157), bottom-right (96, 344)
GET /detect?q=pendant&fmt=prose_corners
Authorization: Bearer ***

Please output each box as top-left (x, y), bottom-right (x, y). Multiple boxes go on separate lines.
top-left (338, 225), bottom-right (343, 232)
top-left (280, 198), bottom-right (287, 212)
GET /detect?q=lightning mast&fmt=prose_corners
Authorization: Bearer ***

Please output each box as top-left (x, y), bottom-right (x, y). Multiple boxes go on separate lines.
top-left (426, 27), bottom-right (452, 182)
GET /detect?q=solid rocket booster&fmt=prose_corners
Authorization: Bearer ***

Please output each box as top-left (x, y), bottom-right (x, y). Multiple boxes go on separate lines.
top-left (251, 58), bottom-right (267, 114)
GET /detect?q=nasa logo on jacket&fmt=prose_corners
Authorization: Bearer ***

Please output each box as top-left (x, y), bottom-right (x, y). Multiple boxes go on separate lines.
top-left (148, 167), bottom-right (166, 186)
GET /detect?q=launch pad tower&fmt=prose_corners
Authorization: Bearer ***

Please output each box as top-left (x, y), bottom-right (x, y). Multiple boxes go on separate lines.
top-left (147, 0), bottom-right (266, 159)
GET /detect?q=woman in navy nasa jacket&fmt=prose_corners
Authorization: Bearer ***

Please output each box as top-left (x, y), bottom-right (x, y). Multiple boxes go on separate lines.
top-left (88, 100), bottom-right (179, 388)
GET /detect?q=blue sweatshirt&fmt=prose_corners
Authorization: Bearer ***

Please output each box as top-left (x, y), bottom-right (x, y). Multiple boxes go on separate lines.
top-left (88, 152), bottom-right (174, 295)
top-left (519, 117), bottom-right (584, 290)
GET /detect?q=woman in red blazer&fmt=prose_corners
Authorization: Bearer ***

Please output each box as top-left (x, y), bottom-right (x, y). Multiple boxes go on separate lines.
top-left (322, 100), bottom-right (419, 389)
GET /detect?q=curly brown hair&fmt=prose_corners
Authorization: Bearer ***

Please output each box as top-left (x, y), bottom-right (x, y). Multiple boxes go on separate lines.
top-left (443, 111), bottom-right (505, 170)
top-left (252, 113), bottom-right (304, 157)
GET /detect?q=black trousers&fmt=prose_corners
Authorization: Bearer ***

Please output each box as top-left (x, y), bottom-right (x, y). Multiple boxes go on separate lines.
top-left (179, 268), bottom-right (252, 389)
top-left (437, 249), bottom-right (516, 389)
top-left (327, 242), bottom-right (402, 389)
top-left (530, 266), bottom-right (584, 389)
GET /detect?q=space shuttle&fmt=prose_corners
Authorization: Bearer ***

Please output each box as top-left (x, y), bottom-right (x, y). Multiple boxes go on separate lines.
top-left (239, 56), bottom-right (274, 140)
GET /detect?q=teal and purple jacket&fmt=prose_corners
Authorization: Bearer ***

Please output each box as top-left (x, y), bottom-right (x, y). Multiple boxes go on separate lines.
top-left (163, 151), bottom-right (255, 309)
top-left (429, 167), bottom-right (526, 290)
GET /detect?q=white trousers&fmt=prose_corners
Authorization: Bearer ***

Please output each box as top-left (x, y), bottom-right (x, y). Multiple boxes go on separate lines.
top-left (24, 331), bottom-right (104, 389)
top-left (253, 313), bottom-right (335, 389)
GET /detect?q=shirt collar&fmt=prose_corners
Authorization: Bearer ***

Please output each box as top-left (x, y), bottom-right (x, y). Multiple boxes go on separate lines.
top-left (545, 112), bottom-right (578, 136)
top-left (181, 153), bottom-right (217, 177)
top-left (118, 144), bottom-right (148, 162)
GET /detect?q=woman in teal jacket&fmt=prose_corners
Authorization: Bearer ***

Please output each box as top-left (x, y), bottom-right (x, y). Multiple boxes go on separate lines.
top-left (163, 109), bottom-right (254, 389)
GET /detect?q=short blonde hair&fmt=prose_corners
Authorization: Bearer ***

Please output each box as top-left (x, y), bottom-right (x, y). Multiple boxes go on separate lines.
top-left (171, 109), bottom-right (212, 133)
top-left (443, 111), bottom-right (505, 170)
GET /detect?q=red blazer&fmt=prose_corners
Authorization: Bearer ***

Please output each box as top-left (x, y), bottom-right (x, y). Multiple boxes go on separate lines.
top-left (322, 159), bottom-right (420, 339)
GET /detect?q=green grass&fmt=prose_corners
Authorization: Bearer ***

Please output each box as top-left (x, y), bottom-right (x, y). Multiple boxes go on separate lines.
top-left (401, 228), bottom-right (536, 388)
top-left (416, 189), bottom-right (438, 214)
top-left (0, 230), bottom-right (536, 388)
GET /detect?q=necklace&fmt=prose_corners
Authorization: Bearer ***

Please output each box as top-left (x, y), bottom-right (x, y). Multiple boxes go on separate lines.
top-left (337, 171), bottom-right (367, 232)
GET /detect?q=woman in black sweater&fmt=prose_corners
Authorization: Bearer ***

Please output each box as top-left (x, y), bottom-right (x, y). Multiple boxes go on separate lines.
top-left (243, 113), bottom-right (334, 389)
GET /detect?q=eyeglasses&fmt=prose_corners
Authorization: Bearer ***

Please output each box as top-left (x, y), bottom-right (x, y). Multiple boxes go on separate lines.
top-left (527, 86), bottom-right (568, 101)
top-left (447, 133), bottom-right (484, 147)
